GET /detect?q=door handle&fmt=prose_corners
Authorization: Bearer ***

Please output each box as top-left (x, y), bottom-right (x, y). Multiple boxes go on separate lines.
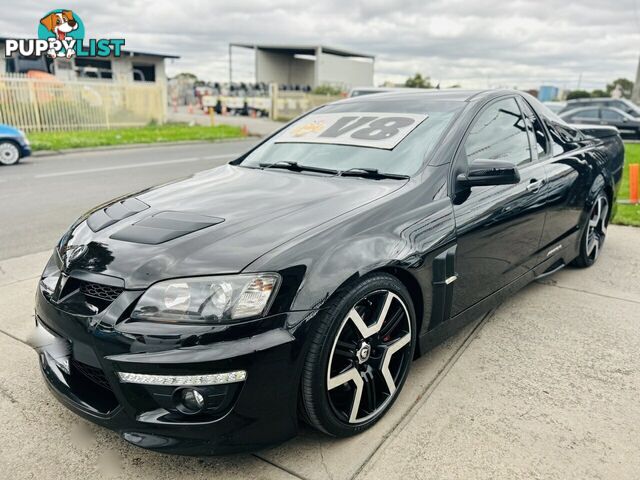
top-left (526, 179), bottom-right (544, 193)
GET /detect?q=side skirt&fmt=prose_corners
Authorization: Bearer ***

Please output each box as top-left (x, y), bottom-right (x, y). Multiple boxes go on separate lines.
top-left (418, 268), bottom-right (535, 355)
top-left (418, 228), bottom-right (582, 356)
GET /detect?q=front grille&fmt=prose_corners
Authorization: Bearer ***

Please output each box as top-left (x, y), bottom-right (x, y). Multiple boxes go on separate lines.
top-left (79, 281), bottom-right (123, 302)
top-left (71, 359), bottom-right (112, 391)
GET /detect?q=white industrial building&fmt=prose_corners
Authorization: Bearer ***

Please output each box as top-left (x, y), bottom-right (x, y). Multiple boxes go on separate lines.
top-left (229, 43), bottom-right (374, 89)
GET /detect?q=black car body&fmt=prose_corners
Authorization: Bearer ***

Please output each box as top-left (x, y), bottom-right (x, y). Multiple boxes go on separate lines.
top-left (33, 90), bottom-right (624, 455)
top-left (560, 106), bottom-right (640, 138)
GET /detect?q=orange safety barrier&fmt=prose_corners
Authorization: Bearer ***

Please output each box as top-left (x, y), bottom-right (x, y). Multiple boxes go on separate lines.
top-left (630, 164), bottom-right (639, 204)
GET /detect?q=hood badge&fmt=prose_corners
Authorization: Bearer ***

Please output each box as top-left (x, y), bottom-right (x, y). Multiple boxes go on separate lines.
top-left (58, 244), bottom-right (88, 270)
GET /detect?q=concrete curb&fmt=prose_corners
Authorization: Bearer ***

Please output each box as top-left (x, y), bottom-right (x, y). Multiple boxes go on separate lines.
top-left (31, 137), bottom-right (260, 158)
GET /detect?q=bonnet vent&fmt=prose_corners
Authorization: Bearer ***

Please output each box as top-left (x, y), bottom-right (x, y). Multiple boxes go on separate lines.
top-left (110, 211), bottom-right (224, 245)
top-left (87, 198), bottom-right (150, 232)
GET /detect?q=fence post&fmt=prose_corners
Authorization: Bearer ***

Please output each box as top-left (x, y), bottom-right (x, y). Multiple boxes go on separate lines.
top-left (27, 79), bottom-right (42, 131)
top-left (104, 85), bottom-right (111, 129)
top-left (269, 83), bottom-right (279, 121)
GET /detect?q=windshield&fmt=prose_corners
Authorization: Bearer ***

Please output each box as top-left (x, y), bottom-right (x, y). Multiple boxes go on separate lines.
top-left (238, 99), bottom-right (464, 176)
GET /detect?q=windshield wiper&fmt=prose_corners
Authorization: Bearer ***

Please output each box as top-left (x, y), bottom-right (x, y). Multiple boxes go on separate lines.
top-left (259, 161), bottom-right (338, 175)
top-left (339, 168), bottom-right (409, 180)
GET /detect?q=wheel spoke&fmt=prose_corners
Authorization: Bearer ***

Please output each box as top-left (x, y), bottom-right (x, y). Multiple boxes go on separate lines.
top-left (380, 333), bottom-right (411, 395)
top-left (587, 236), bottom-right (597, 255)
top-left (379, 308), bottom-right (403, 339)
top-left (589, 198), bottom-right (602, 227)
top-left (346, 291), bottom-right (395, 339)
top-left (327, 367), bottom-right (363, 422)
top-left (334, 340), bottom-right (357, 358)
top-left (363, 372), bottom-right (377, 413)
top-left (600, 202), bottom-right (609, 235)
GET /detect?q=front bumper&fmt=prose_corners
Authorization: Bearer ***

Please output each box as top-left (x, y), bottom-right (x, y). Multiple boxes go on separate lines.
top-left (19, 142), bottom-right (32, 158)
top-left (34, 285), bottom-right (314, 455)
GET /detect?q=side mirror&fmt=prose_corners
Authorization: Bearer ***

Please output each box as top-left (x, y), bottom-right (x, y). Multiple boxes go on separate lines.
top-left (622, 117), bottom-right (629, 123)
top-left (457, 159), bottom-right (520, 188)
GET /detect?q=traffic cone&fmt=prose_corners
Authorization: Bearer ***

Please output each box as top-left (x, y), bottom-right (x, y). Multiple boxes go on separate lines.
top-left (630, 164), bottom-right (639, 204)
top-left (241, 125), bottom-right (248, 136)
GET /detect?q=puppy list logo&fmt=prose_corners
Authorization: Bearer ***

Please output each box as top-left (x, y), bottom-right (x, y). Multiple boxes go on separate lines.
top-left (4, 9), bottom-right (125, 59)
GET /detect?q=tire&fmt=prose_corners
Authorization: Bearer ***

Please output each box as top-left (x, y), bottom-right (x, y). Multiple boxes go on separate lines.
top-left (572, 191), bottom-right (609, 268)
top-left (0, 141), bottom-right (21, 166)
top-left (300, 273), bottom-right (416, 437)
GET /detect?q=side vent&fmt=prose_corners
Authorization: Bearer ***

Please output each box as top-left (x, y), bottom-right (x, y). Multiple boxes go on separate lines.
top-left (430, 245), bottom-right (457, 329)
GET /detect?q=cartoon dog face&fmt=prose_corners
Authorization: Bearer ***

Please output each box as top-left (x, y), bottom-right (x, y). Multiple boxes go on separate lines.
top-left (40, 10), bottom-right (78, 41)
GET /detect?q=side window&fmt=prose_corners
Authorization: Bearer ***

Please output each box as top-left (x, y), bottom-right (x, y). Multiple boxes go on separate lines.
top-left (575, 109), bottom-right (599, 119)
top-left (464, 98), bottom-right (531, 166)
top-left (520, 99), bottom-right (549, 159)
top-left (601, 109), bottom-right (623, 121)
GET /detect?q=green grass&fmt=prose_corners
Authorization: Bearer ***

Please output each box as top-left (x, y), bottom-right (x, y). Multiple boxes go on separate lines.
top-left (612, 143), bottom-right (640, 227)
top-left (29, 123), bottom-right (244, 151)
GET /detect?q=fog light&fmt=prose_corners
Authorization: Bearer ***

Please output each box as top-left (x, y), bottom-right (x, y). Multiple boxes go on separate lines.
top-left (180, 388), bottom-right (205, 413)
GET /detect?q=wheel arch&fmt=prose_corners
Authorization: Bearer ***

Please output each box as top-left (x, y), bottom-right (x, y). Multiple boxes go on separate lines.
top-left (369, 266), bottom-right (425, 356)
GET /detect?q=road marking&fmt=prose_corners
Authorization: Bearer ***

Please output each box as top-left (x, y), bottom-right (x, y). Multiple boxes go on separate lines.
top-left (34, 153), bottom-right (239, 179)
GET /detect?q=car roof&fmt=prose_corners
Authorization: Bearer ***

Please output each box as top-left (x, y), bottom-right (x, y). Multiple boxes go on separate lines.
top-left (567, 97), bottom-right (628, 103)
top-left (335, 89), bottom-right (515, 107)
top-left (563, 105), bottom-right (632, 115)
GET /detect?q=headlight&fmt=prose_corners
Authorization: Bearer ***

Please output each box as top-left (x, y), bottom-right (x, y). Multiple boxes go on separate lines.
top-left (17, 130), bottom-right (29, 145)
top-left (130, 274), bottom-right (280, 324)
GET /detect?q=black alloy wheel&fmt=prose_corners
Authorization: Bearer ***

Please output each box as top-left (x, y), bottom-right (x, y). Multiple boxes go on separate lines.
top-left (300, 274), bottom-right (416, 436)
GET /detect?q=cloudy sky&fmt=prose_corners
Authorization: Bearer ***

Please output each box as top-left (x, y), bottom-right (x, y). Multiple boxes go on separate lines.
top-left (3, 0), bottom-right (640, 89)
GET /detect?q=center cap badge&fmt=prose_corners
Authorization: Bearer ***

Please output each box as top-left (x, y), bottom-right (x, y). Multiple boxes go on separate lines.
top-left (357, 343), bottom-right (371, 364)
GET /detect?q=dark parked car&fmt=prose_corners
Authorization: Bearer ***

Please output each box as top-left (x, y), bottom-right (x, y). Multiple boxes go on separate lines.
top-left (560, 106), bottom-right (640, 138)
top-left (0, 124), bottom-right (31, 165)
top-left (32, 90), bottom-right (624, 455)
top-left (560, 97), bottom-right (640, 118)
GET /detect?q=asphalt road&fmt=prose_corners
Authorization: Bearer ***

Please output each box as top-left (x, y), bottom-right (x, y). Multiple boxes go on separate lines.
top-left (0, 140), bottom-right (258, 261)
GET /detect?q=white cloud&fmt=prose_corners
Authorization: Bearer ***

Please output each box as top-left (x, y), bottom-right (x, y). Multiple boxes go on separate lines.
top-left (2, 0), bottom-right (639, 89)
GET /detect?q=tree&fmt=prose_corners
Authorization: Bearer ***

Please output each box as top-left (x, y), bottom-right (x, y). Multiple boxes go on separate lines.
top-left (591, 89), bottom-right (608, 98)
top-left (313, 84), bottom-right (344, 96)
top-left (606, 78), bottom-right (634, 98)
top-left (566, 90), bottom-right (591, 100)
top-left (405, 73), bottom-right (432, 89)
top-left (173, 72), bottom-right (198, 81)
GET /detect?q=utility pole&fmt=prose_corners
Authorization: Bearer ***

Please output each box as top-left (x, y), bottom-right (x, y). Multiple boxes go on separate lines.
top-left (633, 54), bottom-right (640, 104)
top-left (229, 44), bottom-right (233, 85)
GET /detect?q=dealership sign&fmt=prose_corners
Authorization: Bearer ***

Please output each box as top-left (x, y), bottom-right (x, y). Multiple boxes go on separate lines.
top-left (4, 9), bottom-right (125, 59)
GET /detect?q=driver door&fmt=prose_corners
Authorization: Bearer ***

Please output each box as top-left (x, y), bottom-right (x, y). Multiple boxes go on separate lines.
top-left (450, 96), bottom-right (548, 316)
